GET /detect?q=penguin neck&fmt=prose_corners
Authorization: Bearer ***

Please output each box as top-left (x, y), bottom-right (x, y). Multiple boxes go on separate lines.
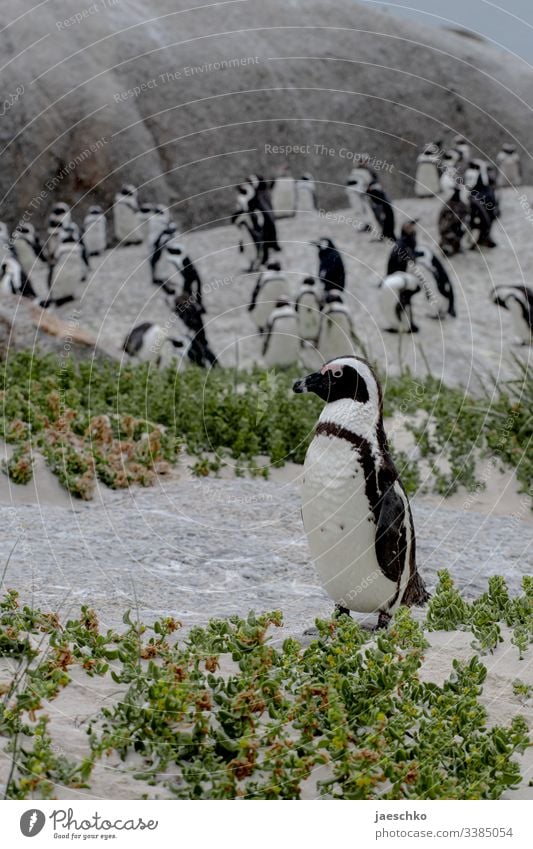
top-left (318, 397), bottom-right (379, 441)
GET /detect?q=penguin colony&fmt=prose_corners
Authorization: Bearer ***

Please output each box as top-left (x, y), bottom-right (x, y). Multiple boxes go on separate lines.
top-left (1, 136), bottom-right (530, 627)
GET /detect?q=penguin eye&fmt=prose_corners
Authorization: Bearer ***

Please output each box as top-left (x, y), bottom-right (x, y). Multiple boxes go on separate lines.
top-left (332, 368), bottom-right (343, 379)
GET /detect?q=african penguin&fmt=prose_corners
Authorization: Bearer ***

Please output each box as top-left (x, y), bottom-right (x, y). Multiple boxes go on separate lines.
top-left (248, 261), bottom-right (289, 334)
top-left (496, 143), bottom-right (521, 188)
top-left (0, 222), bottom-right (12, 263)
top-left (123, 322), bottom-right (186, 367)
top-left (44, 227), bottom-right (89, 307)
top-left (345, 167), bottom-right (374, 232)
top-left (493, 285), bottom-right (533, 345)
top-left (83, 206), bottom-right (107, 256)
top-left (169, 293), bottom-right (218, 368)
top-left (296, 173), bottom-right (318, 214)
top-left (12, 223), bottom-right (43, 276)
top-left (1, 256), bottom-right (23, 296)
top-left (366, 175), bottom-right (396, 241)
top-left (262, 299), bottom-right (300, 368)
top-left (113, 184), bottom-right (142, 245)
top-left (293, 355), bottom-right (429, 627)
top-left (295, 277), bottom-right (322, 344)
top-left (414, 142), bottom-right (442, 198)
top-left (318, 292), bottom-right (358, 362)
top-left (312, 238), bottom-right (345, 295)
top-left (231, 183), bottom-right (264, 272)
top-left (413, 245), bottom-right (456, 318)
top-left (379, 272), bottom-right (421, 333)
top-left (271, 172), bottom-right (297, 219)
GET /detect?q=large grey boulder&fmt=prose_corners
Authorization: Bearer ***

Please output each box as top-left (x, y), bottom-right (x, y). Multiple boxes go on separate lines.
top-left (1, 0), bottom-right (532, 231)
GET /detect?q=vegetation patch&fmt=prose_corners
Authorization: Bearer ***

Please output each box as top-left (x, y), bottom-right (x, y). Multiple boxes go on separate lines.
top-left (0, 573), bottom-right (531, 799)
top-left (1, 352), bottom-right (531, 502)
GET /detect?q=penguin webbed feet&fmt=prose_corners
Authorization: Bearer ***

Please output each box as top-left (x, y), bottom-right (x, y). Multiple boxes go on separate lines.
top-left (376, 610), bottom-right (392, 630)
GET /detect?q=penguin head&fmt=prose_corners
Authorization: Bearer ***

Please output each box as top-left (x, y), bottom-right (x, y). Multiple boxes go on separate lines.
top-left (121, 184), bottom-right (137, 197)
top-left (88, 205), bottom-right (103, 215)
top-left (312, 238), bottom-right (335, 253)
top-left (293, 356), bottom-right (380, 408)
top-left (52, 203), bottom-right (70, 216)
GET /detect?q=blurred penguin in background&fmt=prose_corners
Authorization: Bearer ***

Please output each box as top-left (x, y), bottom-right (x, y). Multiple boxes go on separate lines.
top-left (231, 182), bottom-right (264, 272)
top-left (262, 298), bottom-right (300, 368)
top-left (366, 172), bottom-right (396, 240)
top-left (387, 220), bottom-right (418, 275)
top-left (248, 261), bottom-right (288, 333)
top-left (345, 166), bottom-right (374, 232)
top-left (464, 160), bottom-right (497, 248)
top-left (12, 223), bottom-right (43, 279)
top-left (123, 322), bottom-right (186, 367)
top-left (43, 224), bottom-right (89, 307)
top-left (83, 206), bottom-right (107, 256)
top-left (271, 166), bottom-right (297, 219)
top-left (0, 222), bottom-right (11, 263)
top-left (318, 292), bottom-right (358, 362)
top-left (246, 174), bottom-right (281, 266)
top-left (379, 272), bottom-right (422, 334)
top-left (414, 142), bottom-right (442, 197)
top-left (296, 173), bottom-right (318, 214)
top-left (414, 245), bottom-right (456, 319)
top-left (1, 255), bottom-right (37, 299)
top-left (312, 238), bottom-right (345, 296)
top-left (113, 184), bottom-right (142, 245)
top-left (150, 223), bottom-right (180, 290)
top-left (295, 277), bottom-right (322, 345)
top-left (493, 285), bottom-right (533, 346)
top-left (171, 292), bottom-right (217, 367)
top-left (496, 143), bottom-right (521, 188)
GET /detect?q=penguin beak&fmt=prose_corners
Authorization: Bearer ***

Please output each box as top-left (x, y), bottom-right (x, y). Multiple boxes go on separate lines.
top-left (293, 371), bottom-right (329, 396)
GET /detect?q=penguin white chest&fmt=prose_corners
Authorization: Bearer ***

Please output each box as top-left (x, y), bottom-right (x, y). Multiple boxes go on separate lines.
top-left (301, 433), bottom-right (397, 613)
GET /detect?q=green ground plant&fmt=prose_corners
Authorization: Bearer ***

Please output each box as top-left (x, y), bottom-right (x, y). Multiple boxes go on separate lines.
top-left (0, 352), bottom-right (531, 503)
top-left (0, 574), bottom-right (530, 800)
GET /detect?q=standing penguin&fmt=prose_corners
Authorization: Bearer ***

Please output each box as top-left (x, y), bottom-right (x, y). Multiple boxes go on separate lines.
top-left (160, 243), bottom-right (203, 304)
top-left (246, 174), bottom-right (281, 266)
top-left (83, 206), bottom-right (107, 256)
top-left (150, 222), bottom-right (178, 289)
top-left (312, 238), bottom-right (345, 296)
top-left (12, 223), bottom-right (43, 274)
top-left (387, 220), bottom-right (418, 276)
top-left (170, 293), bottom-right (218, 367)
top-left (438, 185), bottom-right (470, 257)
top-left (248, 261), bottom-right (289, 333)
top-left (0, 254), bottom-right (37, 300)
top-left (296, 173), bottom-right (318, 214)
top-left (113, 184), bottom-right (142, 245)
top-left (293, 355), bottom-right (429, 627)
top-left (231, 183), bottom-right (264, 272)
top-left (48, 203), bottom-right (72, 228)
top-left (379, 273), bottom-right (421, 333)
top-left (146, 205), bottom-right (170, 252)
top-left (366, 174), bottom-right (396, 241)
top-left (0, 222), bottom-right (13, 263)
top-left (464, 160), bottom-right (497, 248)
top-left (44, 227), bottom-right (89, 307)
top-left (262, 299), bottom-right (300, 368)
top-left (123, 322), bottom-right (186, 366)
top-left (496, 143), bottom-right (521, 188)
top-left (295, 277), bottom-right (322, 345)
top-left (271, 170), bottom-right (297, 219)
top-left (414, 245), bottom-right (456, 318)
top-left (493, 285), bottom-right (533, 345)
top-left (345, 167), bottom-right (374, 232)
top-left (414, 142), bottom-right (442, 197)
top-left (318, 292), bottom-right (358, 362)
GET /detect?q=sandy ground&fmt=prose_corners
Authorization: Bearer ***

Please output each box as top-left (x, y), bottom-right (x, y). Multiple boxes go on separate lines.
top-left (1, 189), bottom-right (532, 799)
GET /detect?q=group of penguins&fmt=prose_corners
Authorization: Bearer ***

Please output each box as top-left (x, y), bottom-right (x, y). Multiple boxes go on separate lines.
top-left (1, 139), bottom-right (532, 369)
top-left (0, 185), bottom-right (217, 368)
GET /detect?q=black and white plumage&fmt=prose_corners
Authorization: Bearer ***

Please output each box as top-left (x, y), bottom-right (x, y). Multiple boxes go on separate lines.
top-left (0, 222), bottom-right (12, 262)
top-left (295, 277), bottom-right (321, 344)
top-left (48, 203), bottom-right (72, 228)
top-left (12, 223), bottom-right (43, 275)
top-left (262, 299), bottom-right (300, 368)
top-left (463, 160), bottom-right (498, 248)
top-left (123, 322), bottom-right (186, 366)
top-left (0, 254), bottom-right (37, 300)
top-left (312, 238), bottom-right (345, 294)
top-left (318, 293), bottom-right (358, 362)
top-left (493, 285), bottom-right (533, 345)
top-left (44, 227), bottom-right (89, 307)
top-left (345, 167), bottom-right (374, 232)
top-left (248, 262), bottom-right (288, 333)
top-left (113, 184), bottom-right (142, 245)
top-left (414, 142), bottom-right (442, 198)
top-left (158, 242), bottom-right (203, 304)
top-left (83, 206), bottom-right (107, 256)
top-left (366, 176), bottom-right (395, 241)
top-left (296, 173), bottom-right (317, 213)
top-left (231, 183), bottom-right (264, 272)
top-left (496, 144), bottom-right (521, 188)
top-left (293, 355), bottom-right (429, 627)
top-left (379, 272), bottom-right (421, 333)
top-left (414, 245), bottom-right (456, 318)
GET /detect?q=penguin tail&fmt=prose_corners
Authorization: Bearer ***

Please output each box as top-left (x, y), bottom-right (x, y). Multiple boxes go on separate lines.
top-left (401, 570), bottom-right (430, 607)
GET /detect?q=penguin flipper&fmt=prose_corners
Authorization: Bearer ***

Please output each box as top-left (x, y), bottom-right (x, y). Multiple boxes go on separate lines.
top-left (375, 484), bottom-right (406, 584)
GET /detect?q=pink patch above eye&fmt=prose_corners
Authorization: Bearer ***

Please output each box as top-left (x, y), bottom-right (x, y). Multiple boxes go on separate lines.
top-left (321, 363), bottom-right (343, 377)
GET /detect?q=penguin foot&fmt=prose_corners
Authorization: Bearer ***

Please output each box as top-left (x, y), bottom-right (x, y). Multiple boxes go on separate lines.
top-left (376, 611), bottom-right (392, 630)
top-left (409, 325), bottom-right (419, 334)
top-left (448, 308), bottom-right (457, 318)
